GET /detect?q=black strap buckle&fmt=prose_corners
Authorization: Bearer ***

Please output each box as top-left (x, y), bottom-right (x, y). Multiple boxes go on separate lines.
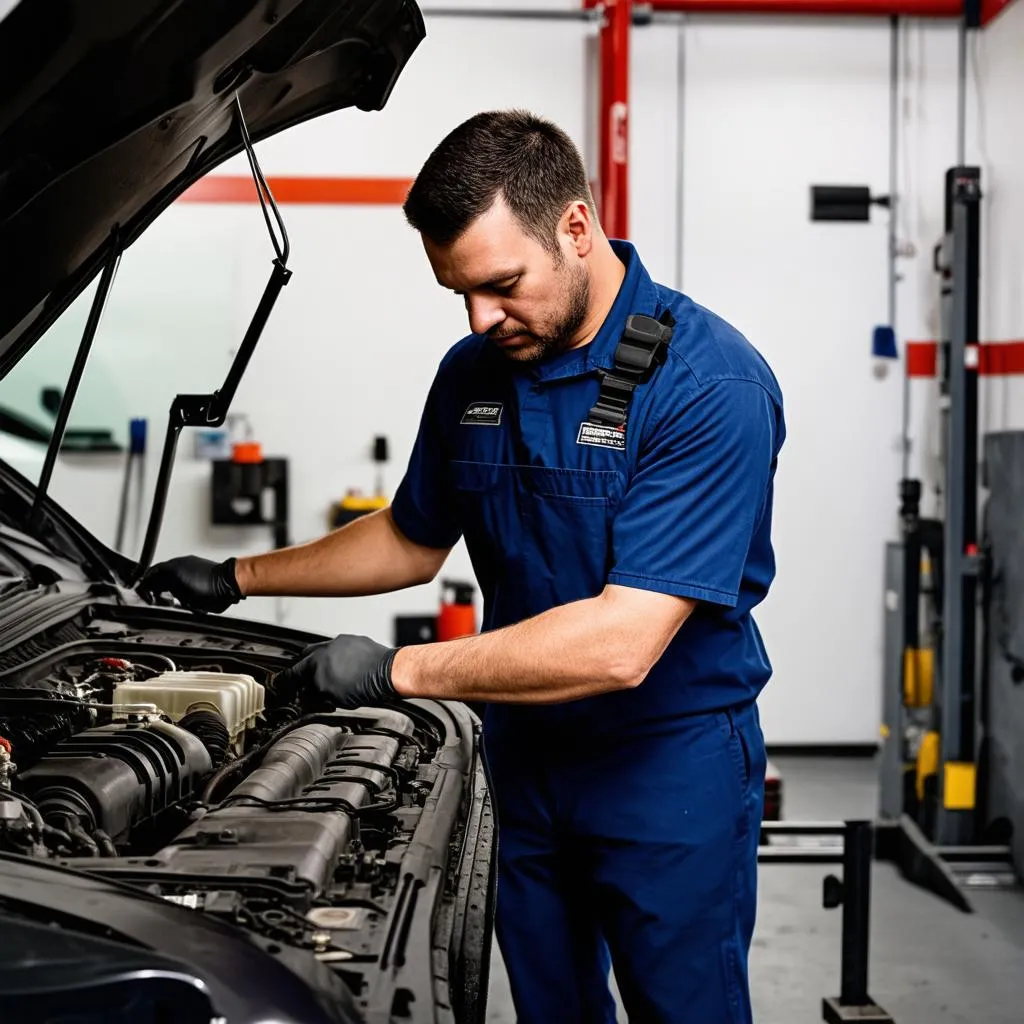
top-left (588, 310), bottom-right (675, 429)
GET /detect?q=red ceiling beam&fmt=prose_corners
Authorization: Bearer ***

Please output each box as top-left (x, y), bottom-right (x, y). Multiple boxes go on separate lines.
top-left (638, 0), bottom-right (960, 14)
top-left (980, 0), bottom-right (1018, 25)
top-left (584, 0), bottom-right (963, 16)
top-left (634, 0), bottom-right (1015, 21)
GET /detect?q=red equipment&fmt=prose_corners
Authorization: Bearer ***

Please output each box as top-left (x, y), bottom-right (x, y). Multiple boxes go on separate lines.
top-left (438, 580), bottom-right (477, 642)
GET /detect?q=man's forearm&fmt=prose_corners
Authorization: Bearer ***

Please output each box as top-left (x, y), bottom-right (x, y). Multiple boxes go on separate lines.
top-left (391, 585), bottom-right (694, 704)
top-left (236, 508), bottom-right (449, 598)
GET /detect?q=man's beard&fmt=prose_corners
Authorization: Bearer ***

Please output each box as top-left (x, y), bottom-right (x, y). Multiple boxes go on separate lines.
top-left (489, 263), bottom-right (590, 364)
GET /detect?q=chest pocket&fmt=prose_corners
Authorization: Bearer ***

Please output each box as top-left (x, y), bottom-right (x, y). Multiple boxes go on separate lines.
top-left (451, 459), bottom-right (624, 625)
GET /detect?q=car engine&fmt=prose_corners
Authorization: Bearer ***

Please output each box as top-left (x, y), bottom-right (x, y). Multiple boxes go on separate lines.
top-left (0, 656), bottom-right (269, 857)
top-left (0, 620), bottom-right (494, 1021)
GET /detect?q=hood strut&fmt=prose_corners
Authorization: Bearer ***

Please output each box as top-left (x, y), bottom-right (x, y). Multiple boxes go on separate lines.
top-left (134, 95), bottom-right (292, 580)
top-left (31, 239), bottom-right (122, 526)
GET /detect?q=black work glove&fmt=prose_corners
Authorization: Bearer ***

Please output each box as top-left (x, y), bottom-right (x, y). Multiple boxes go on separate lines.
top-left (140, 556), bottom-right (243, 613)
top-left (273, 635), bottom-right (398, 710)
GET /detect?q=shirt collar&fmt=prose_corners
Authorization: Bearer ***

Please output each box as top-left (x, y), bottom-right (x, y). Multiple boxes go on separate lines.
top-left (517, 239), bottom-right (662, 384)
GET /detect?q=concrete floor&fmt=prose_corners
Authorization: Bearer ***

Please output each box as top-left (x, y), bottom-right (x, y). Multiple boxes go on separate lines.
top-left (483, 756), bottom-right (1024, 1023)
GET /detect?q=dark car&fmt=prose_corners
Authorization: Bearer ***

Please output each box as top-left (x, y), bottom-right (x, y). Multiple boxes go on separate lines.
top-left (0, 3), bottom-right (495, 1022)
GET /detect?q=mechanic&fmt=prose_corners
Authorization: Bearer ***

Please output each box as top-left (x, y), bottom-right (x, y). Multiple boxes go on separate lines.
top-left (142, 109), bottom-right (785, 1024)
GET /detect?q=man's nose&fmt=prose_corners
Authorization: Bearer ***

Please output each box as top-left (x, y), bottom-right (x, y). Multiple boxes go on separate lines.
top-left (466, 296), bottom-right (505, 336)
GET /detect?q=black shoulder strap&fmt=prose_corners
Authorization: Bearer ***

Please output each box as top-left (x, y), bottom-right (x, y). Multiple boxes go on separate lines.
top-left (587, 308), bottom-right (675, 429)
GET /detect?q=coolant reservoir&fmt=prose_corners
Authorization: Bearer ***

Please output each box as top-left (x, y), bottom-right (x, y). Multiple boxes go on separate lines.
top-left (113, 671), bottom-right (265, 754)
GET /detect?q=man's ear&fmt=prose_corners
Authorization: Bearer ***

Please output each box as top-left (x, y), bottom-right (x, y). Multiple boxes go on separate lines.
top-left (563, 200), bottom-right (594, 257)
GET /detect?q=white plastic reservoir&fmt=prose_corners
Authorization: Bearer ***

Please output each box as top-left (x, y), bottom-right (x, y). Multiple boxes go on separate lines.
top-left (113, 671), bottom-right (265, 753)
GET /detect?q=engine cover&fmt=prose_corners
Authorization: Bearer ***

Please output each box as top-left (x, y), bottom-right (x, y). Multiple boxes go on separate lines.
top-left (17, 720), bottom-right (211, 842)
top-left (151, 724), bottom-right (400, 892)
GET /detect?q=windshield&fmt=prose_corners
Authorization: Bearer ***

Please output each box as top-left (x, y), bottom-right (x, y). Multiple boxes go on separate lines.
top-left (0, 191), bottom-right (266, 561)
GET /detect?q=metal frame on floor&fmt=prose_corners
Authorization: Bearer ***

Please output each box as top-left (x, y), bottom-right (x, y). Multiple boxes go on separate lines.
top-left (759, 821), bottom-right (894, 1023)
top-left (760, 813), bottom-right (1017, 1022)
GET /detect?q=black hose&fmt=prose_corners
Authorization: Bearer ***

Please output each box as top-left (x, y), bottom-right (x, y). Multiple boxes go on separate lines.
top-left (70, 820), bottom-right (100, 857)
top-left (40, 822), bottom-right (73, 852)
top-left (179, 709), bottom-right (231, 767)
top-left (132, 653), bottom-right (177, 673)
top-left (201, 758), bottom-right (245, 806)
top-left (50, 812), bottom-right (100, 857)
top-left (212, 794), bottom-right (396, 815)
top-left (6, 788), bottom-right (44, 816)
top-left (93, 828), bottom-right (117, 857)
top-left (19, 801), bottom-right (45, 832)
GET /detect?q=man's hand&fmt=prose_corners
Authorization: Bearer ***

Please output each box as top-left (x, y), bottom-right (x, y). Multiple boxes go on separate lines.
top-left (140, 556), bottom-right (243, 613)
top-left (273, 635), bottom-right (399, 710)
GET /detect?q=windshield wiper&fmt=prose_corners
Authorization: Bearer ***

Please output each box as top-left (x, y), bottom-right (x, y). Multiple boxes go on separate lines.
top-left (134, 95), bottom-right (291, 580)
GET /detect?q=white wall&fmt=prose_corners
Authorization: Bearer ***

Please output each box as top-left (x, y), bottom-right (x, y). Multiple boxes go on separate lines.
top-left (679, 16), bottom-right (899, 744)
top-left (6, 1), bottom-right (1022, 742)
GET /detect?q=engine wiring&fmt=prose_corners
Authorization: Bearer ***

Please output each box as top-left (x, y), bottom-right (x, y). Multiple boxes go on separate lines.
top-left (210, 793), bottom-right (397, 816)
top-left (111, 652), bottom-right (177, 675)
top-left (0, 789), bottom-right (74, 853)
top-left (3, 776), bottom-right (121, 859)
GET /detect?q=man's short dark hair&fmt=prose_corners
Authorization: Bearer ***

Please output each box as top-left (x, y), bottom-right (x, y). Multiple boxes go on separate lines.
top-left (402, 109), bottom-right (596, 255)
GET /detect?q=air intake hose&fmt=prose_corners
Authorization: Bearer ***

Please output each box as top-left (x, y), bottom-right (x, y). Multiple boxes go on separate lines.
top-left (179, 709), bottom-right (231, 768)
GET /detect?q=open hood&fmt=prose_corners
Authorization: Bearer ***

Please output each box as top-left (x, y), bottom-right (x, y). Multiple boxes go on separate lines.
top-left (0, 14), bottom-right (499, 1021)
top-left (0, 0), bottom-right (425, 378)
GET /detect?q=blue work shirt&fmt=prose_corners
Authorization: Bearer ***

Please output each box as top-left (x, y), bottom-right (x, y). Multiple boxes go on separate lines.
top-left (391, 240), bottom-right (785, 745)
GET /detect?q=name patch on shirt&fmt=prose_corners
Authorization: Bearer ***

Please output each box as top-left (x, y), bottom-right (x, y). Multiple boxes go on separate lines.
top-left (577, 421), bottom-right (626, 451)
top-left (461, 402), bottom-right (503, 426)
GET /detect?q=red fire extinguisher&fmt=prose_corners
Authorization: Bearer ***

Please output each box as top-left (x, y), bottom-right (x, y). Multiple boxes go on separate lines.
top-left (438, 580), bottom-right (476, 641)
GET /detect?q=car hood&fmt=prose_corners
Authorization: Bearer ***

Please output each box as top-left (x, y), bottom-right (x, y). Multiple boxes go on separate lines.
top-left (0, 0), bottom-right (425, 378)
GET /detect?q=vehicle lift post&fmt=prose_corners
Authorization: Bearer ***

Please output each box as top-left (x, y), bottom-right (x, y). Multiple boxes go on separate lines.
top-left (873, 165), bottom-right (1013, 913)
top-left (869, 0), bottom-right (1023, 909)
top-left (933, 164), bottom-right (983, 847)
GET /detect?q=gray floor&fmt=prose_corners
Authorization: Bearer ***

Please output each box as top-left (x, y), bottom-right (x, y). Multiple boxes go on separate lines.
top-left (484, 756), bottom-right (1024, 1023)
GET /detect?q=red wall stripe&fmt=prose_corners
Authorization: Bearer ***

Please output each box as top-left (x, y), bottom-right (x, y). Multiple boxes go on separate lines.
top-left (906, 340), bottom-right (1024, 377)
top-left (178, 176), bottom-right (413, 205)
top-left (980, 341), bottom-right (1024, 376)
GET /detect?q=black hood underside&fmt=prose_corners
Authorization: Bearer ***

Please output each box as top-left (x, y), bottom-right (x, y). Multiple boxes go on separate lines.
top-left (0, 0), bottom-right (425, 377)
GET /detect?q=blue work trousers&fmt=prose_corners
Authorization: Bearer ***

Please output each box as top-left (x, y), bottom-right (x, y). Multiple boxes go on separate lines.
top-left (483, 701), bottom-right (766, 1024)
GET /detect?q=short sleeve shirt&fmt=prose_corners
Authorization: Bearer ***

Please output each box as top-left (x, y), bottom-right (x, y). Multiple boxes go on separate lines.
top-left (391, 241), bottom-right (785, 742)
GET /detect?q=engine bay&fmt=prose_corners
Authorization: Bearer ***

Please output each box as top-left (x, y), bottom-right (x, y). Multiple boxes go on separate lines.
top-left (0, 604), bottom-right (494, 1020)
